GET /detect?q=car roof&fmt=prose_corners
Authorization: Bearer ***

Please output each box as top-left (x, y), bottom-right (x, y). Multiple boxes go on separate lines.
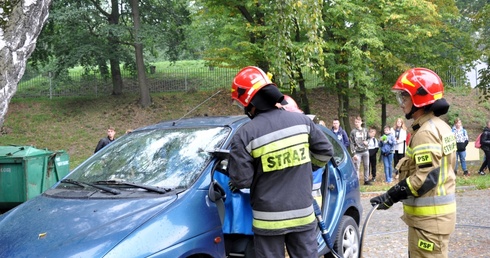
top-left (136, 115), bottom-right (250, 131)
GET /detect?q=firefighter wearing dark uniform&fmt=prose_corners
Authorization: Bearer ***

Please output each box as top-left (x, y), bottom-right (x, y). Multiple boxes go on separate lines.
top-left (228, 66), bottom-right (333, 258)
top-left (370, 68), bottom-right (456, 258)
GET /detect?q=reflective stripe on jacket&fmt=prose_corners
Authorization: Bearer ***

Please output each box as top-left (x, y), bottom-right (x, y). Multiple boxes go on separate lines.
top-left (399, 112), bottom-right (456, 235)
top-left (228, 109), bottom-right (333, 235)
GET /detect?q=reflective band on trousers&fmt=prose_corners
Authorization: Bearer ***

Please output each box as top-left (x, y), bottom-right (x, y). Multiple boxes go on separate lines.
top-left (253, 205), bottom-right (314, 220)
top-left (253, 212), bottom-right (316, 230)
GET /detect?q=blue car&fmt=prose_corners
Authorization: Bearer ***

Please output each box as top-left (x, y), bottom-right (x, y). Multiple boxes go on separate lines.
top-left (0, 115), bottom-right (362, 258)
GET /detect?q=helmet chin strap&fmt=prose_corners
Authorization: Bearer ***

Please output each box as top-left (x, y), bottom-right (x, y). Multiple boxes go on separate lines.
top-left (244, 105), bottom-right (256, 119)
top-left (405, 105), bottom-right (419, 120)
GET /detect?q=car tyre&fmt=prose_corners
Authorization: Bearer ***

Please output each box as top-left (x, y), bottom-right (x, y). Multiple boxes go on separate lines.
top-left (324, 215), bottom-right (360, 258)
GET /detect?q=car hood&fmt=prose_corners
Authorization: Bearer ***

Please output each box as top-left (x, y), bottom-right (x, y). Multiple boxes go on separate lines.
top-left (0, 193), bottom-right (177, 257)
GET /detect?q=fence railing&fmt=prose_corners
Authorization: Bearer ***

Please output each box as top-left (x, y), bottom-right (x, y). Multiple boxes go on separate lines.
top-left (16, 66), bottom-right (244, 98)
top-left (15, 65), bottom-right (476, 99)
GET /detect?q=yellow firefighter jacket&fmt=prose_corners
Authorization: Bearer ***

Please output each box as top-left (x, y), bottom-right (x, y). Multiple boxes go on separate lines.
top-left (396, 112), bottom-right (456, 234)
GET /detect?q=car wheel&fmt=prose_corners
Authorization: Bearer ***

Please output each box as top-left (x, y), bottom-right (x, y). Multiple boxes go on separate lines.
top-left (324, 216), bottom-right (360, 258)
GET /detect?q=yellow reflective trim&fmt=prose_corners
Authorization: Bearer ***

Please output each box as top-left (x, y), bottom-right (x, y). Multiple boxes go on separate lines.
top-left (412, 144), bottom-right (441, 155)
top-left (406, 179), bottom-right (419, 197)
top-left (253, 212), bottom-right (315, 230)
top-left (434, 92), bottom-right (442, 100)
top-left (418, 239), bottom-right (434, 251)
top-left (310, 157), bottom-right (327, 168)
top-left (401, 72), bottom-right (415, 87)
top-left (403, 202), bottom-right (456, 216)
top-left (251, 134), bottom-right (309, 158)
top-left (406, 146), bottom-right (413, 158)
top-left (437, 156), bottom-right (448, 196)
top-left (261, 144), bottom-right (310, 172)
top-left (252, 80), bottom-right (265, 89)
top-left (415, 153), bottom-right (432, 165)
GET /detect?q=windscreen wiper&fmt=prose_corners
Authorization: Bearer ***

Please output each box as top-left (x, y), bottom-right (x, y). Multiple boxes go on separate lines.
top-left (60, 179), bottom-right (121, 195)
top-left (94, 180), bottom-right (171, 194)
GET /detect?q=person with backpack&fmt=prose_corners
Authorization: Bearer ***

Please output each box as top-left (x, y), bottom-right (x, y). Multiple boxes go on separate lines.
top-left (477, 121), bottom-right (490, 175)
top-left (379, 125), bottom-right (396, 183)
top-left (452, 118), bottom-right (469, 176)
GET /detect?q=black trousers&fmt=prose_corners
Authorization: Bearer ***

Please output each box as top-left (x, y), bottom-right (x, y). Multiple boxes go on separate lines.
top-left (253, 228), bottom-right (317, 258)
top-left (394, 151), bottom-right (404, 171)
top-left (368, 149), bottom-right (377, 179)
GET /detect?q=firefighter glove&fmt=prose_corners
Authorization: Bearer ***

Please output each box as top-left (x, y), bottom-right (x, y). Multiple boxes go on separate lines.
top-left (370, 179), bottom-right (410, 210)
top-left (370, 193), bottom-right (394, 210)
top-left (228, 181), bottom-right (239, 193)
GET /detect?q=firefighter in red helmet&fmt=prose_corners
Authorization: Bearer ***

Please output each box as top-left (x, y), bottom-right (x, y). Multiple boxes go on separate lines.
top-left (370, 68), bottom-right (456, 258)
top-left (228, 66), bottom-right (333, 258)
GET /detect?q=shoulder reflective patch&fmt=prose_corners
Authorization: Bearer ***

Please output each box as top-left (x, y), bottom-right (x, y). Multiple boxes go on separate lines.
top-left (442, 134), bottom-right (456, 155)
top-left (418, 239), bottom-right (434, 251)
top-left (415, 153), bottom-right (432, 165)
top-left (261, 144), bottom-right (310, 172)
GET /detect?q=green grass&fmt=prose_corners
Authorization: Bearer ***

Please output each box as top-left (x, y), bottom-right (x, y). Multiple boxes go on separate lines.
top-left (359, 163), bottom-right (490, 193)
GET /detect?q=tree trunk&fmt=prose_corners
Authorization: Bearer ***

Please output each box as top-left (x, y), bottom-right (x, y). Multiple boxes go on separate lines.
top-left (0, 0), bottom-right (51, 127)
top-left (109, 57), bottom-right (123, 95)
top-left (296, 69), bottom-right (310, 114)
top-left (381, 97), bottom-right (387, 128)
top-left (130, 0), bottom-right (151, 107)
top-left (359, 90), bottom-right (366, 123)
top-left (107, 0), bottom-right (123, 95)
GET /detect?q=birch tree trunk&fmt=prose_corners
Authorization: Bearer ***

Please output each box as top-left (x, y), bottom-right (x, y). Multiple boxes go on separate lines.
top-left (0, 0), bottom-right (51, 127)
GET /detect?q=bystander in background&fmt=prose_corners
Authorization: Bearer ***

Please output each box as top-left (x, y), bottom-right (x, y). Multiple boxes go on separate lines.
top-left (367, 127), bottom-right (379, 182)
top-left (94, 126), bottom-right (116, 153)
top-left (452, 118), bottom-right (469, 176)
top-left (393, 118), bottom-right (408, 179)
top-left (477, 121), bottom-right (490, 175)
top-left (379, 125), bottom-right (396, 183)
top-left (350, 116), bottom-right (371, 185)
top-left (331, 118), bottom-right (350, 149)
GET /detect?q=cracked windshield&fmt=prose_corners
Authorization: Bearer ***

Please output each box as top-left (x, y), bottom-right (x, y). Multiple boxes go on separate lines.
top-left (63, 126), bottom-right (230, 189)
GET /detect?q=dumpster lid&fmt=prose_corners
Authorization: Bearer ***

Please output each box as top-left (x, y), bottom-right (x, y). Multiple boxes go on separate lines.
top-left (0, 146), bottom-right (53, 158)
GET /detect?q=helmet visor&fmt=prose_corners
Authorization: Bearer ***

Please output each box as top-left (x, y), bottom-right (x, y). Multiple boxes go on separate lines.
top-left (393, 90), bottom-right (411, 106)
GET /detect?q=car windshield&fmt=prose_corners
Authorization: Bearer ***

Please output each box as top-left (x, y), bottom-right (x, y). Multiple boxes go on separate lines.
top-left (62, 126), bottom-right (231, 189)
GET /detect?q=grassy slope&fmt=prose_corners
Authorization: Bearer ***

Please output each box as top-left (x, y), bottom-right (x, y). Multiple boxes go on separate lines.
top-left (2, 87), bottom-right (490, 190)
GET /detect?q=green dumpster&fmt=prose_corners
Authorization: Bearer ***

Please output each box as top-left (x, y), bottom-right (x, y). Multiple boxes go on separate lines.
top-left (0, 146), bottom-right (70, 209)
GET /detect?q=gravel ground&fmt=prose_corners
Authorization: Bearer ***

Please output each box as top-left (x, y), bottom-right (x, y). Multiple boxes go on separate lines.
top-left (359, 188), bottom-right (490, 258)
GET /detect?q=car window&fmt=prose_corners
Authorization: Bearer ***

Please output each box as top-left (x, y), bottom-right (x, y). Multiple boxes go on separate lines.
top-left (324, 133), bottom-right (345, 164)
top-left (62, 126), bottom-right (231, 189)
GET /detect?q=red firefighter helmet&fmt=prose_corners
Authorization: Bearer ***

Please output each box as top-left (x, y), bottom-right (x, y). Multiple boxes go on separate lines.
top-left (276, 95), bottom-right (303, 113)
top-left (392, 68), bottom-right (444, 108)
top-left (231, 66), bottom-right (275, 107)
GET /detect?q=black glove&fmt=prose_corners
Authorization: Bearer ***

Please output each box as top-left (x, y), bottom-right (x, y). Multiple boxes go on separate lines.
top-left (370, 193), bottom-right (394, 210)
top-left (370, 179), bottom-right (410, 210)
top-left (228, 181), bottom-right (239, 193)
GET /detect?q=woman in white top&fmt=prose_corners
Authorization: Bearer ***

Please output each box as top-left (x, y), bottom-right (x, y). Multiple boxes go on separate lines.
top-left (393, 118), bottom-right (407, 178)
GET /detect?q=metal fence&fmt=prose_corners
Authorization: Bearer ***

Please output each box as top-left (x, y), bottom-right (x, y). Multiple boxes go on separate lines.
top-left (15, 65), bottom-right (478, 99)
top-left (15, 66), bottom-right (242, 99)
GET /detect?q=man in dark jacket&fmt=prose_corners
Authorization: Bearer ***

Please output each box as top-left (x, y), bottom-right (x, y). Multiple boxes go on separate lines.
top-left (94, 126), bottom-right (116, 153)
top-left (331, 118), bottom-right (350, 149)
top-left (477, 121), bottom-right (490, 175)
top-left (227, 66), bottom-right (333, 258)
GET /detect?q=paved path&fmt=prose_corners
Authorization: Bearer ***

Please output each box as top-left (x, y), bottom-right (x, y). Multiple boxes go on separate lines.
top-left (360, 188), bottom-right (490, 258)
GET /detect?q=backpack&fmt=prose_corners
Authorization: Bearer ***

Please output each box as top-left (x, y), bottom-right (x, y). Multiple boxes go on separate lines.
top-left (475, 133), bottom-right (482, 148)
